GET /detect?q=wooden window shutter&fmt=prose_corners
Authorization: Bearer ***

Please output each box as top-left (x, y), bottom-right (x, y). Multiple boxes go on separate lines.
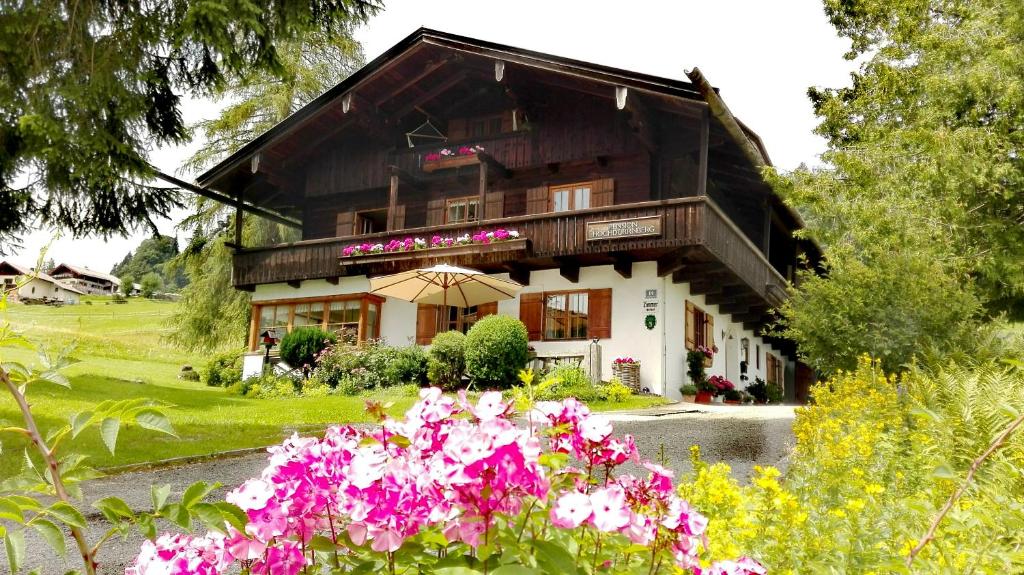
top-left (685, 301), bottom-right (696, 351)
top-left (484, 191), bottom-right (505, 220)
top-left (591, 178), bottom-right (615, 208)
top-left (703, 313), bottom-right (715, 368)
top-left (500, 109), bottom-right (515, 133)
top-left (392, 204), bottom-right (406, 230)
top-left (519, 293), bottom-right (544, 341)
top-left (426, 199), bottom-right (446, 227)
top-left (336, 210), bottom-right (354, 237)
top-left (448, 118), bottom-right (467, 141)
top-left (526, 186), bottom-right (549, 215)
top-left (416, 304), bottom-right (438, 345)
top-left (589, 288), bottom-right (612, 339)
top-left (477, 301), bottom-right (498, 318)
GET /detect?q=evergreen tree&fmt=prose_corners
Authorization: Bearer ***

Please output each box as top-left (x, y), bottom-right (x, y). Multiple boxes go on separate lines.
top-left (0, 0), bottom-right (379, 252)
top-left (169, 31), bottom-right (364, 351)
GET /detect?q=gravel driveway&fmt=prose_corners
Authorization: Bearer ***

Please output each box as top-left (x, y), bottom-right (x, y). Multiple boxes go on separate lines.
top-left (15, 403), bottom-right (795, 574)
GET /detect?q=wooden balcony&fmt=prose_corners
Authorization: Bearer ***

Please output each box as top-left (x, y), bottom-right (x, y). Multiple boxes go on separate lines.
top-left (233, 196), bottom-right (789, 326)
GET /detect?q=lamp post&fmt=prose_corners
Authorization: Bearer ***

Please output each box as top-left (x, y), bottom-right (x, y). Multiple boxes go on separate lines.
top-left (259, 329), bottom-right (278, 374)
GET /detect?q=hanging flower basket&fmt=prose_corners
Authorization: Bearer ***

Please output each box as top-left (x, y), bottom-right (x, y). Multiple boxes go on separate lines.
top-left (611, 358), bottom-right (640, 392)
top-left (422, 145), bottom-right (485, 172)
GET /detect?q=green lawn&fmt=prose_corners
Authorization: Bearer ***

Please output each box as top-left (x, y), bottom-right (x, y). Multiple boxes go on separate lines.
top-left (0, 297), bottom-right (667, 475)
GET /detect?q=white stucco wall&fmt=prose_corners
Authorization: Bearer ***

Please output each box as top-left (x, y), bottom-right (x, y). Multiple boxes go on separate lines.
top-left (249, 264), bottom-right (794, 399)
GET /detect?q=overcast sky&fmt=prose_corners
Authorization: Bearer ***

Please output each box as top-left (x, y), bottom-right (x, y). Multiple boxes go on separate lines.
top-left (13, 0), bottom-right (854, 272)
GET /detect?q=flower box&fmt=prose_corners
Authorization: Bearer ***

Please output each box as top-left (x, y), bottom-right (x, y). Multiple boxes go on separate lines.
top-left (422, 153), bottom-right (480, 173)
top-left (342, 238), bottom-right (528, 266)
top-left (611, 361), bottom-right (640, 392)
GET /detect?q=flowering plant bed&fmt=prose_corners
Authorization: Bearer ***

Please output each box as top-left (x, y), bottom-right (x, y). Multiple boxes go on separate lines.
top-left (128, 384), bottom-right (763, 575)
top-left (707, 375), bottom-right (736, 396)
top-left (342, 229), bottom-right (521, 257)
top-left (422, 145), bottom-right (486, 172)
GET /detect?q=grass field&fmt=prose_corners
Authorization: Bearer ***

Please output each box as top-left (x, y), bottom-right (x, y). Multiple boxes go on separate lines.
top-left (0, 297), bottom-right (667, 475)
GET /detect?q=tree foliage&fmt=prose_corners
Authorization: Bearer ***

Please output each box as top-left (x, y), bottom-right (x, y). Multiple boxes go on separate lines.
top-left (111, 235), bottom-right (185, 290)
top-left (773, 0), bottom-right (1024, 372)
top-left (0, 0), bottom-right (379, 251)
top-left (170, 30), bottom-right (365, 351)
top-left (139, 272), bottom-right (163, 298)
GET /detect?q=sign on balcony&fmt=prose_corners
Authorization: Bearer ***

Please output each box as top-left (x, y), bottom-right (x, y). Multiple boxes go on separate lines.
top-left (586, 216), bottom-right (662, 241)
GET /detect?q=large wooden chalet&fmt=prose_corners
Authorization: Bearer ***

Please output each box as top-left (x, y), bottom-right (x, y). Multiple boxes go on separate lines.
top-left (191, 29), bottom-right (817, 401)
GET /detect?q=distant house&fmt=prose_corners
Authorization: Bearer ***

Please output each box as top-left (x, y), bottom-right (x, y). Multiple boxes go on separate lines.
top-left (0, 261), bottom-right (85, 304)
top-left (48, 263), bottom-right (121, 295)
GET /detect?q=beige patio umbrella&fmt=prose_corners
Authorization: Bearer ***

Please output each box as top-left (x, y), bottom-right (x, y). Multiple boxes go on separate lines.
top-left (368, 263), bottom-right (523, 311)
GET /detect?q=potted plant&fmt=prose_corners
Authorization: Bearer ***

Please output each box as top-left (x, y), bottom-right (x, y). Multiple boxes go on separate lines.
top-left (766, 381), bottom-right (785, 404)
top-left (746, 377), bottom-right (768, 404)
top-left (686, 350), bottom-right (713, 403)
top-left (707, 375), bottom-right (735, 403)
top-left (612, 357), bottom-right (640, 391)
top-left (722, 388), bottom-right (742, 405)
top-left (679, 383), bottom-right (698, 403)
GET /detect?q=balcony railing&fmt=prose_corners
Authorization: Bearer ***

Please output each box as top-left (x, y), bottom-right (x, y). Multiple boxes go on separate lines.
top-left (233, 196), bottom-right (787, 306)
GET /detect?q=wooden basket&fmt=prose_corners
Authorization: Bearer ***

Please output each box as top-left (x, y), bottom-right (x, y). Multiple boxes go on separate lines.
top-left (612, 362), bottom-right (641, 392)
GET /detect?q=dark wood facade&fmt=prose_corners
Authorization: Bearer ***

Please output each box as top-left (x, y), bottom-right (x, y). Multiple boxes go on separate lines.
top-left (196, 29), bottom-right (815, 355)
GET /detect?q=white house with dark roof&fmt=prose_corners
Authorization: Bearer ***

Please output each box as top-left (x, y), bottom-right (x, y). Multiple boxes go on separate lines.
top-left (48, 263), bottom-right (121, 295)
top-left (0, 261), bottom-right (85, 304)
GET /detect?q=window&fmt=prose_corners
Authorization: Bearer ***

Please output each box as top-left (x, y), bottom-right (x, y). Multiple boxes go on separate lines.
top-left (468, 114), bottom-right (504, 138)
top-left (766, 353), bottom-right (783, 387)
top-left (356, 209), bottom-right (387, 235)
top-left (441, 305), bottom-right (478, 334)
top-left (251, 294), bottom-right (383, 350)
top-left (685, 301), bottom-right (715, 367)
top-left (445, 197), bottom-right (480, 224)
top-left (755, 344), bottom-right (761, 369)
top-left (550, 182), bottom-right (592, 212)
top-left (544, 291), bottom-right (589, 340)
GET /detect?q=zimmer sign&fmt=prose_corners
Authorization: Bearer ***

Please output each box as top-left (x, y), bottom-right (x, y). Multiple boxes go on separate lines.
top-left (586, 216), bottom-right (662, 241)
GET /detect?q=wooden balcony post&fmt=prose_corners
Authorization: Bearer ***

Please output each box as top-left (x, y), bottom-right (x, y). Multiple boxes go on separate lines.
top-left (387, 172), bottom-right (399, 230)
top-left (697, 107), bottom-right (709, 197)
top-left (233, 204), bottom-right (243, 247)
top-left (478, 160), bottom-right (488, 218)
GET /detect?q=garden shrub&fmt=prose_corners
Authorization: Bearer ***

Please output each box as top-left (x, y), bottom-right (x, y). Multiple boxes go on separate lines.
top-left (464, 315), bottom-right (529, 387)
top-left (427, 330), bottom-right (467, 389)
top-left (745, 378), bottom-right (768, 403)
top-left (382, 344), bottom-right (427, 386)
top-left (278, 327), bottom-right (337, 371)
top-left (243, 373), bottom-right (301, 399)
top-left (679, 383), bottom-right (698, 396)
top-left (201, 350), bottom-right (242, 387)
top-left (300, 376), bottom-right (331, 397)
top-left (600, 377), bottom-right (632, 403)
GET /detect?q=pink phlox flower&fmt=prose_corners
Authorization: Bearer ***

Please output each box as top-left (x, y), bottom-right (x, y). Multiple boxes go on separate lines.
top-left (251, 540), bottom-right (306, 575)
top-left (589, 485), bottom-right (630, 532)
top-left (579, 414), bottom-right (613, 443)
top-left (643, 461), bottom-right (675, 493)
top-left (224, 528), bottom-right (266, 561)
top-left (349, 444), bottom-right (388, 489)
top-left (463, 390), bottom-right (510, 421)
top-left (550, 490), bottom-right (593, 528)
top-left (226, 478), bottom-right (274, 512)
top-left (705, 557), bottom-right (767, 575)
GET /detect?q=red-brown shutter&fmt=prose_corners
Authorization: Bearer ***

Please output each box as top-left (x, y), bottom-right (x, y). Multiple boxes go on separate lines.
top-left (703, 313), bottom-right (715, 367)
top-left (685, 301), bottom-right (696, 351)
top-left (591, 178), bottom-right (615, 208)
top-left (519, 293), bottom-right (544, 341)
top-left (484, 191), bottom-right (504, 220)
top-left (392, 204), bottom-right (406, 230)
top-left (336, 210), bottom-right (354, 237)
top-left (448, 118), bottom-right (467, 141)
top-left (526, 186), bottom-right (549, 215)
top-left (416, 304), bottom-right (438, 345)
top-left (477, 301), bottom-right (498, 318)
top-left (589, 288), bottom-right (612, 339)
top-left (426, 199), bottom-right (446, 227)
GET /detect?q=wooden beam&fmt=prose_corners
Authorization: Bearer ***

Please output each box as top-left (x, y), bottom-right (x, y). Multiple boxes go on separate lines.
top-left (376, 57), bottom-right (452, 107)
top-left (325, 277), bottom-right (339, 285)
top-left (153, 170), bottom-right (301, 229)
top-left (687, 67), bottom-right (767, 169)
top-left (507, 265), bottom-right (530, 286)
top-left (671, 262), bottom-right (727, 283)
top-left (387, 173), bottom-right (399, 231)
top-left (612, 253), bottom-right (632, 279)
top-left (478, 152), bottom-right (511, 178)
top-left (287, 280), bottom-right (302, 289)
top-left (557, 257), bottom-right (580, 283)
top-left (720, 299), bottom-right (764, 315)
top-left (233, 203), bottom-right (243, 248)
top-left (689, 281), bottom-right (724, 297)
top-left (478, 160), bottom-right (488, 216)
top-left (657, 250), bottom-right (691, 277)
top-left (237, 284), bottom-right (255, 292)
top-left (705, 287), bottom-right (754, 306)
top-left (733, 309), bottom-right (770, 324)
top-left (393, 71), bottom-right (469, 120)
top-left (623, 93), bottom-right (658, 153)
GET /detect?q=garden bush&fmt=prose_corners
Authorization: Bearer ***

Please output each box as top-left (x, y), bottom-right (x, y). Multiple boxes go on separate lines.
top-left (384, 344), bottom-right (428, 386)
top-left (464, 314), bottom-right (529, 387)
top-left (278, 327), bottom-right (337, 371)
top-left (536, 363), bottom-right (601, 402)
top-left (600, 377), bottom-right (632, 403)
top-left (200, 350), bottom-right (242, 387)
top-left (427, 330), bottom-right (466, 389)
top-left (239, 373), bottom-right (301, 399)
top-left (679, 383), bottom-right (698, 396)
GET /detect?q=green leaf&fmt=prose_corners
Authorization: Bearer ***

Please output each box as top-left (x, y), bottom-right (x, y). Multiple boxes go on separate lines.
top-left (163, 503), bottom-right (191, 530)
top-left (4, 530), bottom-right (24, 573)
top-left (31, 519), bottom-right (65, 556)
top-left (492, 566), bottom-right (540, 575)
top-left (191, 503), bottom-right (227, 533)
top-left (99, 417), bottom-right (119, 455)
top-left (386, 434), bottom-right (411, 448)
top-left (532, 540), bottom-right (577, 575)
top-left (69, 411), bottom-right (93, 438)
top-left (0, 498), bottom-right (24, 523)
top-left (94, 497), bottom-right (134, 521)
top-left (308, 534), bottom-right (339, 552)
top-left (933, 464), bottom-right (958, 480)
top-left (350, 560), bottom-right (386, 575)
top-left (151, 484), bottom-right (171, 511)
top-left (134, 409), bottom-right (176, 437)
top-left (182, 481), bottom-right (218, 508)
top-left (434, 567), bottom-right (483, 575)
top-left (46, 502), bottom-right (86, 529)
top-left (214, 502), bottom-right (248, 533)
top-left (137, 514), bottom-right (157, 540)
